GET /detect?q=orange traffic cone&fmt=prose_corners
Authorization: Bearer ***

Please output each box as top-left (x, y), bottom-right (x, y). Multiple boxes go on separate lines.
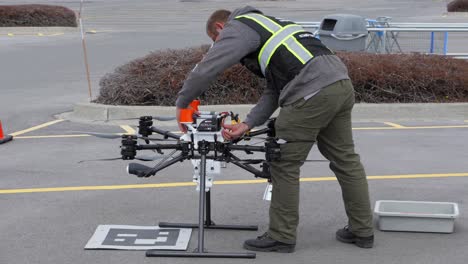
top-left (0, 120), bottom-right (13, 144)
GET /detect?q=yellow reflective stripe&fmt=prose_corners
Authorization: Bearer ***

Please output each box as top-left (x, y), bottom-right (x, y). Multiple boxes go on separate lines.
top-left (236, 14), bottom-right (315, 74)
top-left (293, 37), bottom-right (314, 59)
top-left (265, 29), bottom-right (304, 68)
top-left (235, 14), bottom-right (283, 32)
top-left (235, 15), bottom-right (277, 34)
top-left (259, 25), bottom-right (304, 74)
top-left (254, 14), bottom-right (282, 29)
top-left (282, 36), bottom-right (315, 64)
top-left (283, 42), bottom-right (306, 64)
top-left (259, 28), bottom-right (288, 72)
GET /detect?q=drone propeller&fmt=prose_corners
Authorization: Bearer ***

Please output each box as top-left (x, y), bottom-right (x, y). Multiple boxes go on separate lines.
top-left (133, 154), bottom-right (175, 161)
top-left (90, 116), bottom-right (176, 122)
top-left (78, 154), bottom-right (173, 163)
top-left (78, 157), bottom-right (122, 163)
top-left (72, 131), bottom-right (177, 141)
top-left (238, 159), bottom-right (329, 165)
top-left (110, 116), bottom-right (176, 122)
top-left (78, 131), bottom-right (123, 139)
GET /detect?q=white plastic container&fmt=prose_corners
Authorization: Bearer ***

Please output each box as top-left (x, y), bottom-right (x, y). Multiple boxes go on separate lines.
top-left (374, 200), bottom-right (459, 233)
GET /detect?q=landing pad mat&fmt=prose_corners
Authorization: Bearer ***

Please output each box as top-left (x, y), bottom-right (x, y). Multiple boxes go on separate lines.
top-left (85, 225), bottom-right (192, 250)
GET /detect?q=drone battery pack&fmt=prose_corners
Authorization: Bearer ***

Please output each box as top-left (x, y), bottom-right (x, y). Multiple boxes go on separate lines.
top-left (196, 115), bottom-right (221, 132)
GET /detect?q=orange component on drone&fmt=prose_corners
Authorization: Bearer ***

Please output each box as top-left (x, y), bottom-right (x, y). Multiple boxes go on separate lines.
top-left (179, 100), bottom-right (200, 124)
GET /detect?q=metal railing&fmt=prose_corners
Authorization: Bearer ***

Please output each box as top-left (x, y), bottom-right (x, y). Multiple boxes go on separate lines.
top-left (296, 20), bottom-right (468, 58)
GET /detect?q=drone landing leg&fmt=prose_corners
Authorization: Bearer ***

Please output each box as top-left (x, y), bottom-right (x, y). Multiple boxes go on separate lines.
top-left (147, 141), bottom-right (256, 259)
top-left (158, 191), bottom-right (258, 231)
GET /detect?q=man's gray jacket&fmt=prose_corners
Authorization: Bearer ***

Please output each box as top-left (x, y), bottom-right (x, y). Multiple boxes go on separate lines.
top-left (175, 6), bottom-right (350, 128)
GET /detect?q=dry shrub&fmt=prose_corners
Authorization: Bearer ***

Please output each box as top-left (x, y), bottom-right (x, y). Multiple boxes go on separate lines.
top-left (96, 46), bottom-right (468, 105)
top-left (448, 0), bottom-right (468, 11)
top-left (96, 45), bottom-right (265, 106)
top-left (340, 52), bottom-right (468, 103)
top-left (0, 4), bottom-right (77, 27)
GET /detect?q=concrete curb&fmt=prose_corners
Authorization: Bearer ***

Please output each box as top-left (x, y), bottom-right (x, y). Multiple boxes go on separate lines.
top-left (0, 27), bottom-right (78, 36)
top-left (60, 102), bottom-right (468, 126)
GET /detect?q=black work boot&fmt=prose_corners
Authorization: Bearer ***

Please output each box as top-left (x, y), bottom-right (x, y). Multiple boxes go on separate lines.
top-left (336, 226), bottom-right (374, 248)
top-left (243, 232), bottom-right (296, 253)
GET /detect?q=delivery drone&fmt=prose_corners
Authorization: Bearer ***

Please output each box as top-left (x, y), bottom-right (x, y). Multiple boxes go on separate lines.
top-left (85, 100), bottom-right (323, 259)
top-left (109, 101), bottom-right (279, 259)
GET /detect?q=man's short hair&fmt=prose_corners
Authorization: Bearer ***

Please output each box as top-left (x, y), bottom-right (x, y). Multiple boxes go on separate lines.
top-left (206, 9), bottom-right (231, 35)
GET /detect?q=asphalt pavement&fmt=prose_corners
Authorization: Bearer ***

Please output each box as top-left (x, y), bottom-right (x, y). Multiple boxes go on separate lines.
top-left (1, 120), bottom-right (468, 264)
top-left (1, 1), bottom-right (468, 264)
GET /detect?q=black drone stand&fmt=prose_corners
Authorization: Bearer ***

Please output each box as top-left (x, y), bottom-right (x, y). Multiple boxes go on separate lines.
top-left (146, 141), bottom-right (256, 259)
top-left (159, 189), bottom-right (258, 231)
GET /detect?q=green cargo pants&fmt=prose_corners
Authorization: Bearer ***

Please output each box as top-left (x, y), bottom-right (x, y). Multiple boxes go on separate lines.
top-left (267, 79), bottom-right (373, 244)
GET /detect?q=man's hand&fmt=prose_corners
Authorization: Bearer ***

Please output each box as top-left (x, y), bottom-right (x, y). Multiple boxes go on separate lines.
top-left (222, 122), bottom-right (250, 141)
top-left (176, 107), bottom-right (188, 133)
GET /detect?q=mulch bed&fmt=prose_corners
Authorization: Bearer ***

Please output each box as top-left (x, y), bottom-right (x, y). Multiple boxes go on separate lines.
top-left (448, 0), bottom-right (468, 12)
top-left (95, 45), bottom-right (468, 106)
top-left (0, 4), bottom-right (77, 27)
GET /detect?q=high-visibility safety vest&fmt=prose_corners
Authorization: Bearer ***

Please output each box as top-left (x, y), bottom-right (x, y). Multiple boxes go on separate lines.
top-left (235, 12), bottom-right (333, 90)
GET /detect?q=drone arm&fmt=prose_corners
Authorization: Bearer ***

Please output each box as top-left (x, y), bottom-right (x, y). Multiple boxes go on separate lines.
top-left (127, 153), bottom-right (187, 177)
top-left (150, 127), bottom-right (181, 140)
top-left (228, 144), bottom-right (266, 153)
top-left (225, 152), bottom-right (270, 179)
top-left (245, 128), bottom-right (269, 137)
top-left (138, 143), bottom-right (184, 150)
top-left (146, 153), bottom-right (186, 177)
top-left (230, 160), bottom-right (268, 178)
